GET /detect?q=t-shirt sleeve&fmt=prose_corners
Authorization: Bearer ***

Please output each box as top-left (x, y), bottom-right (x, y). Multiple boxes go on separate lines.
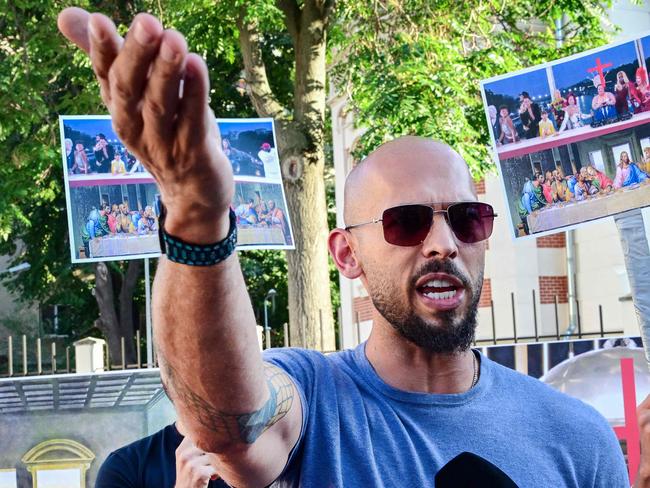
top-left (95, 450), bottom-right (138, 488)
top-left (592, 425), bottom-right (629, 488)
top-left (263, 348), bottom-right (325, 478)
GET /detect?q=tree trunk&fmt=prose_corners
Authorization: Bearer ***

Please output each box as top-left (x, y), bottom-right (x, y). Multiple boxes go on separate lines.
top-left (238, 1), bottom-right (336, 349)
top-left (94, 261), bottom-right (139, 365)
top-left (283, 147), bottom-right (335, 350)
top-left (118, 259), bottom-right (141, 363)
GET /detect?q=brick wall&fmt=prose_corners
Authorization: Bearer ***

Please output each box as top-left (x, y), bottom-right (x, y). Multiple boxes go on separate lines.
top-left (538, 276), bottom-right (568, 304)
top-left (475, 179), bottom-right (486, 195)
top-left (536, 233), bottom-right (566, 248)
top-left (478, 278), bottom-right (492, 308)
top-left (353, 296), bottom-right (375, 322)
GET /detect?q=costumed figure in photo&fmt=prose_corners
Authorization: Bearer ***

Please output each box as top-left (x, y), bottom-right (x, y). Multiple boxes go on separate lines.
top-left (116, 203), bottom-right (136, 233)
top-left (64, 138), bottom-right (75, 171)
top-left (106, 204), bottom-right (118, 233)
top-left (591, 84), bottom-right (617, 127)
top-left (137, 206), bottom-right (158, 235)
top-left (550, 90), bottom-right (567, 130)
top-left (586, 165), bottom-right (613, 193)
top-left (614, 71), bottom-right (634, 120)
top-left (542, 171), bottom-right (554, 203)
top-left (258, 142), bottom-right (281, 179)
top-left (81, 207), bottom-right (109, 257)
top-left (235, 198), bottom-right (259, 225)
top-left (254, 191), bottom-right (268, 223)
top-left (111, 152), bottom-right (127, 175)
top-left (632, 67), bottom-right (650, 113)
top-left (72, 141), bottom-right (89, 174)
top-left (497, 106), bottom-right (518, 145)
top-left (93, 133), bottom-right (115, 173)
top-left (538, 111), bottom-right (555, 138)
top-left (518, 91), bottom-right (541, 139)
top-left (613, 151), bottom-right (649, 189)
top-left (641, 147), bottom-right (650, 175)
top-left (574, 170), bottom-right (599, 201)
top-left (558, 93), bottom-right (589, 132)
top-left (222, 138), bottom-right (263, 176)
top-left (551, 170), bottom-right (572, 202)
top-left (517, 174), bottom-right (547, 234)
top-left (266, 199), bottom-right (290, 242)
top-left (488, 105), bottom-right (501, 143)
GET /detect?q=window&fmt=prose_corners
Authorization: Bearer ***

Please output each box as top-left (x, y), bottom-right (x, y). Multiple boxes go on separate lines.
top-left (0, 469), bottom-right (17, 488)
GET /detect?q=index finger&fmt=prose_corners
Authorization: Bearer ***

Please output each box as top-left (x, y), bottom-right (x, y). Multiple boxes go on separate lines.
top-left (58, 7), bottom-right (91, 53)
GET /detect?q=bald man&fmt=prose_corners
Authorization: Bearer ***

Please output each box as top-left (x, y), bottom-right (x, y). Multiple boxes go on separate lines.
top-left (58, 8), bottom-right (637, 488)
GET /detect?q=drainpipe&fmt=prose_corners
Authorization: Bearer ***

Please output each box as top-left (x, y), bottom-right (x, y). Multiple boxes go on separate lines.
top-left (566, 231), bottom-right (578, 335)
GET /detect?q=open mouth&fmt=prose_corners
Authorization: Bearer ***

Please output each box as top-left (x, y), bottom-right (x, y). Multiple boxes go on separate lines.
top-left (415, 274), bottom-right (465, 310)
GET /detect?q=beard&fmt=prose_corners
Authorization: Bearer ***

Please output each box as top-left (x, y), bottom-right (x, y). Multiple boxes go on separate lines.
top-left (368, 259), bottom-right (482, 354)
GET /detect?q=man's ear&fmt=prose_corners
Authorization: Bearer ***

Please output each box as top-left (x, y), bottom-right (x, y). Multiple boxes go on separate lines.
top-left (328, 228), bottom-right (363, 279)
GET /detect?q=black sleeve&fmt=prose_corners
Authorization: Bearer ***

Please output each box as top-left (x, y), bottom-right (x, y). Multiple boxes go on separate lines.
top-left (95, 451), bottom-right (139, 488)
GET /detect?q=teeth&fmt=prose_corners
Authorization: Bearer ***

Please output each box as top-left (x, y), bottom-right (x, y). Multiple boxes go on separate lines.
top-left (424, 289), bottom-right (457, 300)
top-left (425, 279), bottom-right (453, 287)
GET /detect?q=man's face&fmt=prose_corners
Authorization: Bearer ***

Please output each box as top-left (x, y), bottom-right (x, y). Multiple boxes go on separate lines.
top-left (598, 85), bottom-right (604, 95)
top-left (541, 112), bottom-right (548, 120)
top-left (500, 108), bottom-right (508, 118)
top-left (346, 140), bottom-right (485, 353)
top-left (268, 200), bottom-right (276, 210)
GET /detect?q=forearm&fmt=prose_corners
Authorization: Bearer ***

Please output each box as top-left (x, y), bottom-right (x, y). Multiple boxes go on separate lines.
top-left (153, 252), bottom-right (279, 453)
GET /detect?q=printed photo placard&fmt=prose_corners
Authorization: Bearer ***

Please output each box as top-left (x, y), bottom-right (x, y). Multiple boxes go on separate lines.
top-left (480, 34), bottom-right (650, 239)
top-left (59, 116), bottom-right (295, 263)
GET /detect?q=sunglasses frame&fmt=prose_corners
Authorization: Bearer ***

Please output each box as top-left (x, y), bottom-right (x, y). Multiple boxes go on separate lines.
top-left (344, 201), bottom-right (497, 246)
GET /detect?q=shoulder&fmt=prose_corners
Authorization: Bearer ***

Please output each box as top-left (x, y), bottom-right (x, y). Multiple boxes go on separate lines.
top-left (486, 358), bottom-right (615, 437)
top-left (263, 348), bottom-right (356, 395)
top-left (96, 425), bottom-right (176, 488)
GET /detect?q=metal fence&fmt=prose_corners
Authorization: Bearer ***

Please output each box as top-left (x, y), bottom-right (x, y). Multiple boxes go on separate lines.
top-left (0, 290), bottom-right (629, 378)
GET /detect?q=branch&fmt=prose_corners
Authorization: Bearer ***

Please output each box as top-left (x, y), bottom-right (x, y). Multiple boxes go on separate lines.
top-left (276, 0), bottom-right (300, 45)
top-left (237, 10), bottom-right (289, 120)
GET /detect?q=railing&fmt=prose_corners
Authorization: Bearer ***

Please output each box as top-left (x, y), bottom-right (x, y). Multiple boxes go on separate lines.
top-left (0, 289), bottom-right (629, 378)
top-left (0, 330), bottom-right (156, 378)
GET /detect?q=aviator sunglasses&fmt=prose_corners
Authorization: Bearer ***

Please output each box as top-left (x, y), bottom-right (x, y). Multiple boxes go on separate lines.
top-left (345, 202), bottom-right (497, 246)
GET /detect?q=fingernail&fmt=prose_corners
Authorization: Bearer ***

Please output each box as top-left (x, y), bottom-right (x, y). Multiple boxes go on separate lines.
top-left (160, 40), bottom-right (176, 62)
top-left (134, 20), bottom-right (154, 45)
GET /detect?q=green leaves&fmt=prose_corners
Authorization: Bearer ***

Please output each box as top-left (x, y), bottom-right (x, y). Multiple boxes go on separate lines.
top-left (331, 0), bottom-right (615, 179)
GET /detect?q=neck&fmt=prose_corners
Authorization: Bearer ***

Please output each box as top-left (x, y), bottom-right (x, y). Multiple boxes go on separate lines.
top-left (365, 317), bottom-right (476, 394)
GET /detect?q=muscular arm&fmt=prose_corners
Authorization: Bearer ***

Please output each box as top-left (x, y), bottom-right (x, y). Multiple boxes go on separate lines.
top-left (58, 8), bottom-right (302, 487)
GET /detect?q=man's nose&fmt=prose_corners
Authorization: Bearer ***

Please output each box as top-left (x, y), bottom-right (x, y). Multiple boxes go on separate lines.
top-left (420, 213), bottom-right (458, 260)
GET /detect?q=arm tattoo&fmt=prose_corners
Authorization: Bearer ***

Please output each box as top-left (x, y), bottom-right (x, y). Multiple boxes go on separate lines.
top-left (161, 358), bottom-right (294, 444)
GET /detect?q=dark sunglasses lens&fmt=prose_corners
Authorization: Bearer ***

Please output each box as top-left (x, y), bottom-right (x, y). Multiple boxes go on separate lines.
top-left (447, 202), bottom-right (495, 243)
top-left (382, 205), bottom-right (433, 246)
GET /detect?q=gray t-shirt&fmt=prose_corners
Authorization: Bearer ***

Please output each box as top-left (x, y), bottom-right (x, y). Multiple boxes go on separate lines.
top-left (265, 343), bottom-right (628, 487)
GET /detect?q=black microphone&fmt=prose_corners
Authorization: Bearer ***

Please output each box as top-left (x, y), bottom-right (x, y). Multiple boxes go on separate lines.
top-left (435, 452), bottom-right (519, 488)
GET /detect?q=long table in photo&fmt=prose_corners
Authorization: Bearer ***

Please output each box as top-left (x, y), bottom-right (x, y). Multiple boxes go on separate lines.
top-left (497, 111), bottom-right (650, 160)
top-left (527, 183), bottom-right (650, 234)
top-left (90, 234), bottom-right (160, 258)
top-left (237, 226), bottom-right (286, 246)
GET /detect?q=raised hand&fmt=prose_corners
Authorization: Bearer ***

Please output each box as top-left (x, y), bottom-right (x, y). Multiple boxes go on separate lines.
top-left (57, 8), bottom-right (233, 244)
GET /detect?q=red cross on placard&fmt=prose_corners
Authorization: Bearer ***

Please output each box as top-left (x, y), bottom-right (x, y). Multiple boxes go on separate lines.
top-left (588, 57), bottom-right (613, 88)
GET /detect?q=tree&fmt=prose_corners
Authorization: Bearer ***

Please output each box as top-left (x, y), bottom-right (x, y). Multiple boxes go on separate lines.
top-left (0, 0), bottom-right (620, 359)
top-left (159, 0), bottom-right (337, 349)
top-left (330, 0), bottom-right (616, 178)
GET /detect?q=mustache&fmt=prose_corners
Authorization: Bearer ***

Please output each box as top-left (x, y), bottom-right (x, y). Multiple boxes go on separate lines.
top-left (412, 259), bottom-right (471, 289)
